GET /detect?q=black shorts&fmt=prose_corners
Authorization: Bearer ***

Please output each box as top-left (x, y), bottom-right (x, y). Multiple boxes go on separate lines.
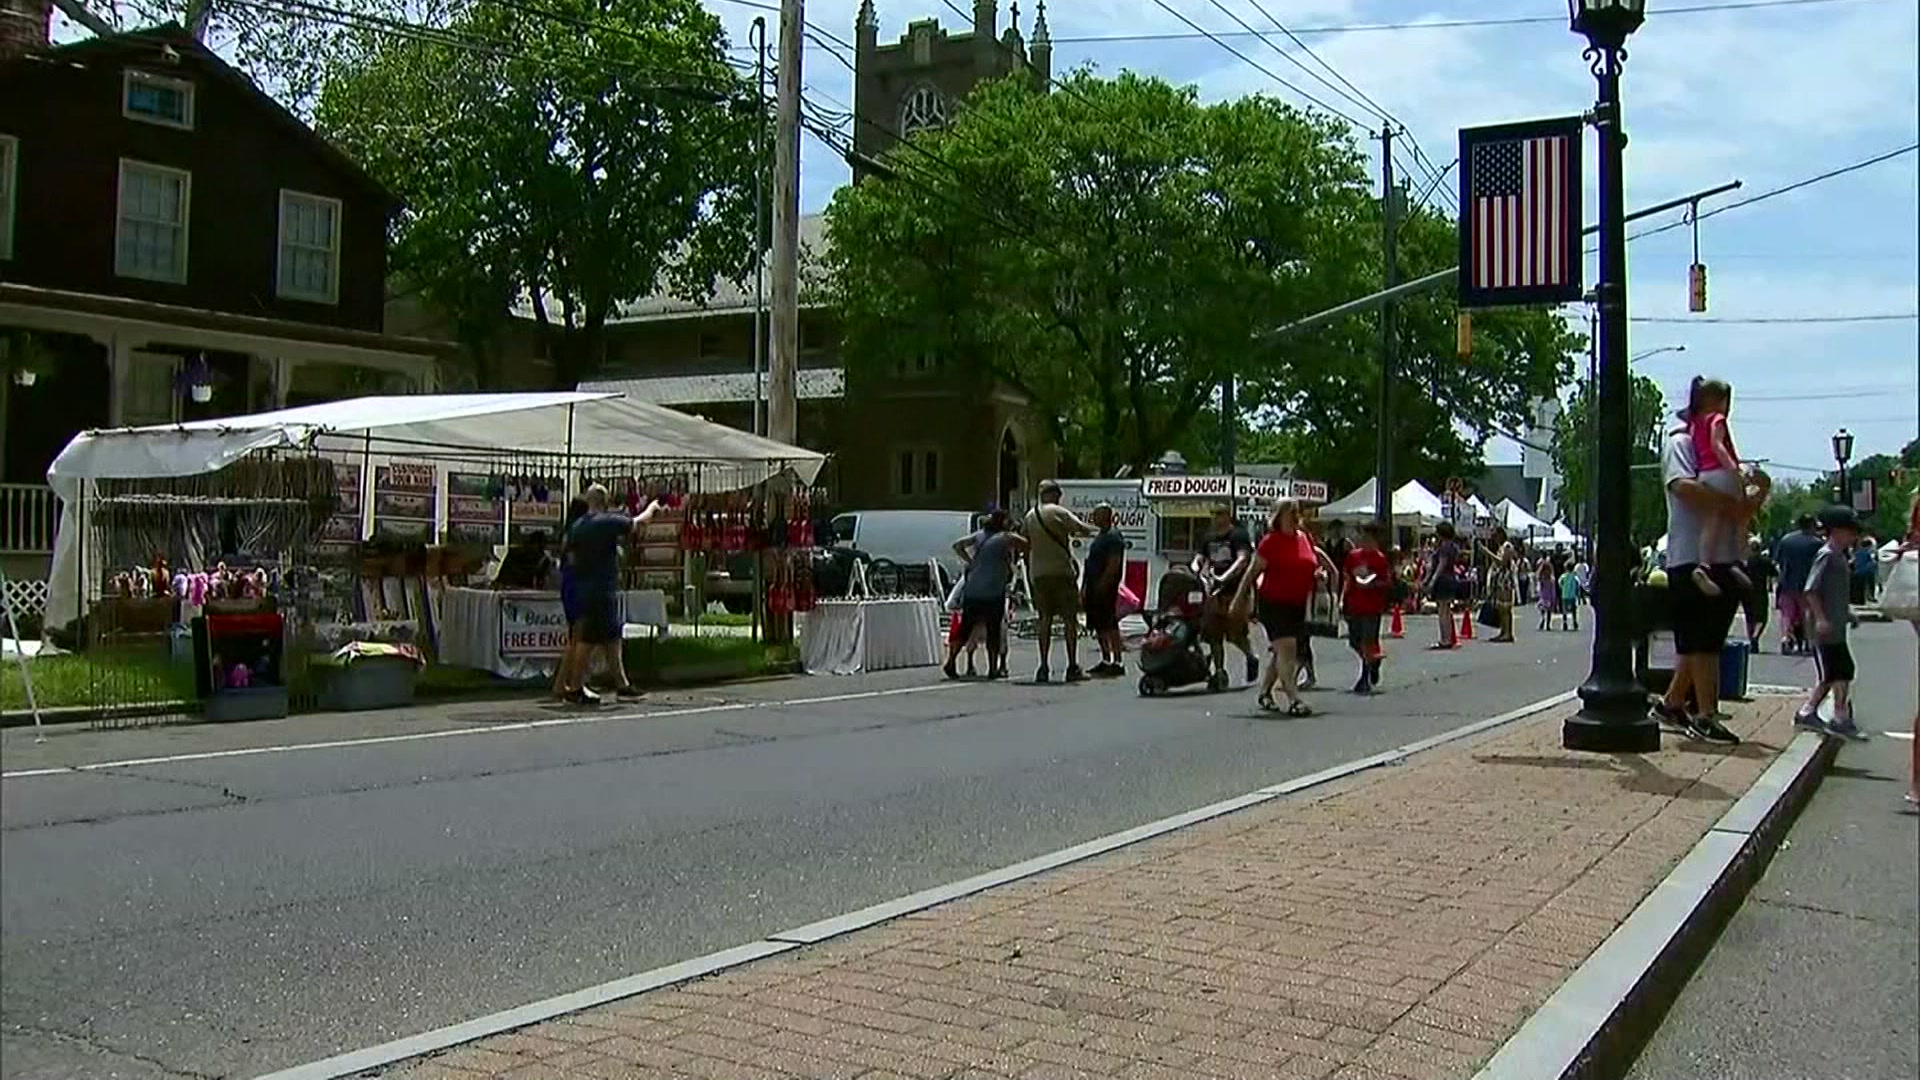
top-left (1668, 563), bottom-right (1741, 656)
top-left (1346, 615), bottom-right (1381, 649)
top-left (576, 588), bottom-right (622, 645)
top-left (1258, 600), bottom-right (1306, 641)
top-left (1082, 588), bottom-right (1120, 633)
top-left (1814, 641), bottom-right (1856, 683)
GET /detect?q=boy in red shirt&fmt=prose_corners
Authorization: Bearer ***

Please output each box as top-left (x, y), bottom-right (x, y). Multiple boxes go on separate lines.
top-left (1343, 522), bottom-right (1391, 693)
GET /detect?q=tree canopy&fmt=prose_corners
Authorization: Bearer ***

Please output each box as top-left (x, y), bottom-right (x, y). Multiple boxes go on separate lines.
top-left (823, 71), bottom-right (1578, 484)
top-left (1550, 372), bottom-right (1673, 547)
top-left (314, 0), bottom-right (761, 387)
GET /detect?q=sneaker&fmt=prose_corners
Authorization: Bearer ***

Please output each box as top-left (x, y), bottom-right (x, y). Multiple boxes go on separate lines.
top-left (1825, 717), bottom-right (1870, 741)
top-left (1366, 658), bottom-right (1382, 685)
top-left (943, 660), bottom-right (960, 680)
top-left (987, 666), bottom-right (1008, 680)
top-left (564, 688), bottom-right (602, 707)
top-left (1792, 709), bottom-right (1827, 732)
top-left (1298, 669), bottom-right (1317, 691)
top-left (1034, 665), bottom-right (1050, 684)
top-left (1652, 699), bottom-right (1692, 733)
top-left (1689, 715), bottom-right (1742, 745)
top-left (1351, 675), bottom-right (1371, 694)
top-left (1065, 665), bottom-right (1089, 684)
top-left (613, 684), bottom-right (645, 700)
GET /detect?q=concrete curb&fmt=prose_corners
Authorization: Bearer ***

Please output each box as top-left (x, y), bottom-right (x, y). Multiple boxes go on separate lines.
top-left (1472, 727), bottom-right (1839, 1080)
top-left (254, 690), bottom-right (1578, 1080)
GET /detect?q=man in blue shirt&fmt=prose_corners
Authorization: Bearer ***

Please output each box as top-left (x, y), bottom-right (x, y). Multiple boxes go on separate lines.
top-left (1773, 514), bottom-right (1823, 655)
top-left (1081, 504), bottom-right (1128, 677)
top-left (557, 483), bottom-right (660, 705)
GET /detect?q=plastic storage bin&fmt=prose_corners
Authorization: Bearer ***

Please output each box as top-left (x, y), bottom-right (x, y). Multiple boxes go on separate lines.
top-left (316, 655), bottom-right (419, 712)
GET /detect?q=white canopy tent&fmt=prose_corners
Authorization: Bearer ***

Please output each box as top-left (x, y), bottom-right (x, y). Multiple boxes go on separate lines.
top-left (1493, 499), bottom-right (1552, 539)
top-left (44, 392), bottom-right (827, 628)
top-left (1321, 478), bottom-right (1447, 527)
top-left (1527, 520), bottom-right (1583, 550)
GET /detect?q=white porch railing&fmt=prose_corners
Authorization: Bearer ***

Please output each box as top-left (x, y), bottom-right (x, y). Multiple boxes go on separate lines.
top-left (1, 483), bottom-right (57, 554)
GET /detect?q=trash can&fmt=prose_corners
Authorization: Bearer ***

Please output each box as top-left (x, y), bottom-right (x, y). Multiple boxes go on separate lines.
top-left (1719, 639), bottom-right (1750, 702)
top-left (1632, 579), bottom-right (1673, 694)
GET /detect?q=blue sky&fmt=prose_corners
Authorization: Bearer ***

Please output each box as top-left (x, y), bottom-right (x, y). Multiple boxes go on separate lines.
top-left (724, 0), bottom-right (1918, 480)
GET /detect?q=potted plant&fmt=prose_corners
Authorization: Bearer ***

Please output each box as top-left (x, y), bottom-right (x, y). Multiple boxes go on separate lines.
top-left (2, 330), bottom-right (54, 387)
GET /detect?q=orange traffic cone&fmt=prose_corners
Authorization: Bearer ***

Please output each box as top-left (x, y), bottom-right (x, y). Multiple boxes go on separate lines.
top-left (1459, 604), bottom-right (1475, 641)
top-left (1388, 604), bottom-right (1405, 638)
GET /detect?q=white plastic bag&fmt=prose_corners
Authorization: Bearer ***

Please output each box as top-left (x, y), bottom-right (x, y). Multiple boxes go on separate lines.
top-left (1878, 548), bottom-right (1920, 622)
top-left (943, 571), bottom-right (965, 612)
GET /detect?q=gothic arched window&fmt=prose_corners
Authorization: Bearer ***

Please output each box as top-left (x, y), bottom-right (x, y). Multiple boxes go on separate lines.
top-left (899, 84), bottom-right (948, 137)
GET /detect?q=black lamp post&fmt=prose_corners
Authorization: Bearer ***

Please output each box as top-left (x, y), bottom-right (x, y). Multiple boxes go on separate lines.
top-left (1565, 0), bottom-right (1659, 753)
top-left (1832, 428), bottom-right (1854, 508)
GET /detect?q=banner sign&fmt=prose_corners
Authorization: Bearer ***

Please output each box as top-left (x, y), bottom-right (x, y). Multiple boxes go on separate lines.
top-left (1140, 474), bottom-right (1330, 504)
top-left (1458, 116), bottom-right (1584, 309)
top-left (315, 457), bottom-right (364, 559)
top-left (499, 595), bottom-right (570, 657)
top-left (372, 462), bottom-right (438, 542)
top-left (446, 472), bottom-right (505, 546)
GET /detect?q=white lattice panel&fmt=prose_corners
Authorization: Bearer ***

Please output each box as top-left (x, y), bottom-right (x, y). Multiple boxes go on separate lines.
top-left (3, 577), bottom-right (49, 619)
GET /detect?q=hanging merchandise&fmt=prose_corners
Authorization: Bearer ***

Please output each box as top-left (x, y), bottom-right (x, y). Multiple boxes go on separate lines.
top-left (768, 553), bottom-right (792, 616)
top-left (682, 492), bottom-right (704, 552)
top-left (793, 551), bottom-right (816, 612)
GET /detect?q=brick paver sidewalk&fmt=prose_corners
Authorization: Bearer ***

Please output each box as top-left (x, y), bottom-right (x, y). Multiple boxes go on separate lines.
top-left (391, 699), bottom-right (1795, 1080)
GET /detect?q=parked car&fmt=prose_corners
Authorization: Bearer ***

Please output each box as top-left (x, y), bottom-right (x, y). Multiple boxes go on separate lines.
top-left (829, 510), bottom-right (975, 592)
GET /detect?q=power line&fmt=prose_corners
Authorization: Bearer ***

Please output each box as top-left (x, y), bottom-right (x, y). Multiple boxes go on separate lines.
top-left (1631, 313), bottom-right (1917, 324)
top-left (1628, 142), bottom-right (1919, 241)
top-left (1739, 388), bottom-right (1918, 401)
top-left (1146, 0), bottom-right (1368, 128)
top-left (1048, 0), bottom-right (1880, 45)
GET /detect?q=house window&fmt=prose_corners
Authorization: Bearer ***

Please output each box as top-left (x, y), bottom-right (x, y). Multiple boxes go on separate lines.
top-left (123, 70), bottom-right (194, 129)
top-left (0, 134), bottom-right (15, 261)
top-left (115, 159), bottom-right (190, 283)
top-left (277, 190), bottom-right (341, 303)
top-left (800, 321), bottom-right (825, 353)
top-left (894, 448), bottom-right (940, 497)
top-left (697, 332), bottom-right (722, 359)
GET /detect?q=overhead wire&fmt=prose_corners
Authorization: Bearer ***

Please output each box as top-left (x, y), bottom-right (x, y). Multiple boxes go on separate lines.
top-left (1631, 313), bottom-right (1917, 324)
top-left (1627, 142), bottom-right (1918, 241)
top-left (1147, 0), bottom-right (1369, 128)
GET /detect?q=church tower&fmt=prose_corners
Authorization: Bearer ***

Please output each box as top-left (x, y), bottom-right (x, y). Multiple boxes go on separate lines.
top-left (851, 0), bottom-right (1047, 180)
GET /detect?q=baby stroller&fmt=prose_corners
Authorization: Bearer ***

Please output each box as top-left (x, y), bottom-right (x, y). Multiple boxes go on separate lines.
top-left (1137, 564), bottom-right (1231, 696)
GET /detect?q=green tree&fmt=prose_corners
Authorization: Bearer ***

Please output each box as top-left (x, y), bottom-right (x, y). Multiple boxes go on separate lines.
top-left (824, 71), bottom-right (1577, 482)
top-left (1238, 203), bottom-right (1582, 497)
top-left (824, 72), bottom-right (1377, 477)
top-left (1550, 372), bottom-right (1669, 546)
top-left (315, 0), bottom-right (761, 387)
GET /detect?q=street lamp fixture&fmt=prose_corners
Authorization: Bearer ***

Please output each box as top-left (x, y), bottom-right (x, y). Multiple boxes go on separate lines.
top-left (1832, 427), bottom-right (1854, 507)
top-left (1565, 0), bottom-right (1659, 753)
top-left (1629, 344), bottom-right (1684, 363)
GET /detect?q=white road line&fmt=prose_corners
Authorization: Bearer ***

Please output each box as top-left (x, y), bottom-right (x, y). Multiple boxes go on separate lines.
top-left (0, 683), bottom-right (962, 780)
top-left (1886, 731), bottom-right (1914, 741)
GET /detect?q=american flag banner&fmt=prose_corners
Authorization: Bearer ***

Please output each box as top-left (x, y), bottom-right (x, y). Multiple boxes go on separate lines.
top-left (1456, 117), bottom-right (1584, 308)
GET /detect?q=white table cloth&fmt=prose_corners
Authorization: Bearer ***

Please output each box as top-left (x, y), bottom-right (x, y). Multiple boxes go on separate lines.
top-left (798, 597), bottom-right (943, 675)
top-left (438, 586), bottom-right (669, 679)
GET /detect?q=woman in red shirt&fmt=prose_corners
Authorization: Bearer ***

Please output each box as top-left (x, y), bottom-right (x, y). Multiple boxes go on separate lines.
top-left (1343, 522), bottom-right (1391, 693)
top-left (1232, 498), bottom-right (1332, 716)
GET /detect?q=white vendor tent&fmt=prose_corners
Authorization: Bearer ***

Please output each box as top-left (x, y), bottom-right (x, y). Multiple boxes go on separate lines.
top-left (1493, 499), bottom-right (1552, 539)
top-left (1527, 520), bottom-right (1583, 550)
top-left (1321, 478), bottom-right (1447, 527)
top-left (44, 392), bottom-right (826, 628)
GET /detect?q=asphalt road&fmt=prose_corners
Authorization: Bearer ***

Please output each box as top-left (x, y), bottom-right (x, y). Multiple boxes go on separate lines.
top-left (5, 620), bottom-right (1590, 1079)
top-left (1628, 621), bottom-right (1920, 1080)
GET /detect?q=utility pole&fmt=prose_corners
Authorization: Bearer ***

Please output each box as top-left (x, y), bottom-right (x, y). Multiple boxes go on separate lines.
top-left (750, 17), bottom-right (769, 437)
top-left (768, 0), bottom-right (804, 445)
top-left (1374, 127), bottom-right (1398, 531)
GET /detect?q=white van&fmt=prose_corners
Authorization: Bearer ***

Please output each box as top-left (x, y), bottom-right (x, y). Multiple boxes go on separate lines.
top-left (830, 510), bottom-right (977, 588)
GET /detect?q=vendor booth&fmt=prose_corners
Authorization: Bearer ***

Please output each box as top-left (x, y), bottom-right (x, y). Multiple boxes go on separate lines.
top-left (39, 392), bottom-right (827, 719)
top-left (1137, 473), bottom-right (1330, 596)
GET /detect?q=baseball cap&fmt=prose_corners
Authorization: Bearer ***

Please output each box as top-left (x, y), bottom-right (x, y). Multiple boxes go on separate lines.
top-left (1816, 504), bottom-right (1860, 532)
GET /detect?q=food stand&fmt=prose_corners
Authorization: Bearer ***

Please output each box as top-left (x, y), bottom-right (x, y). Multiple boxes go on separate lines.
top-left (1131, 474), bottom-right (1330, 604)
top-left (43, 392), bottom-right (826, 715)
